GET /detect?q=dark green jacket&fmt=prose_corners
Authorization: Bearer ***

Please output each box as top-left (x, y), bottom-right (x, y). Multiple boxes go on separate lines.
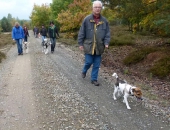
top-left (48, 25), bottom-right (59, 38)
top-left (78, 14), bottom-right (110, 55)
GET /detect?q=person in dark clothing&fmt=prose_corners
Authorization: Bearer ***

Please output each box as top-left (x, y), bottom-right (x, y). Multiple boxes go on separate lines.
top-left (40, 25), bottom-right (47, 52)
top-left (33, 26), bottom-right (39, 38)
top-left (23, 26), bottom-right (29, 42)
top-left (33, 26), bottom-right (36, 37)
top-left (48, 21), bottom-right (59, 53)
top-left (35, 27), bottom-right (39, 38)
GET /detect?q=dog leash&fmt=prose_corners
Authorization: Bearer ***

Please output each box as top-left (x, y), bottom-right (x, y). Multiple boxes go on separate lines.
top-left (103, 48), bottom-right (117, 68)
top-left (135, 99), bottom-right (143, 106)
top-left (104, 48), bottom-right (115, 59)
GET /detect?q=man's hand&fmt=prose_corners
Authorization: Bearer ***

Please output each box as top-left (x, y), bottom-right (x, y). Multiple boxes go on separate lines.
top-left (79, 46), bottom-right (84, 51)
top-left (105, 45), bottom-right (109, 48)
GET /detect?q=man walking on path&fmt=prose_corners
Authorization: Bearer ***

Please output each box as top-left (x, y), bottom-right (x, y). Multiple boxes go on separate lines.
top-left (48, 21), bottom-right (59, 53)
top-left (40, 25), bottom-right (47, 52)
top-left (78, 0), bottom-right (110, 86)
top-left (12, 22), bottom-right (25, 55)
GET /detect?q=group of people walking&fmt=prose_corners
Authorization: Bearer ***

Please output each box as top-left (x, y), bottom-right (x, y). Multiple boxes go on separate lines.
top-left (37, 21), bottom-right (59, 53)
top-left (12, 0), bottom-right (110, 86)
top-left (12, 21), bottom-right (59, 55)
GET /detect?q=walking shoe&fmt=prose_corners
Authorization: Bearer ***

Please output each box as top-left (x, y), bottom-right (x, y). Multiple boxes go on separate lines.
top-left (91, 80), bottom-right (99, 86)
top-left (82, 72), bottom-right (86, 78)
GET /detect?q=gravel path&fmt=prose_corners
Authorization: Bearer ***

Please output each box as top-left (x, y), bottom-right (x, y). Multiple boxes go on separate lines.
top-left (0, 31), bottom-right (169, 130)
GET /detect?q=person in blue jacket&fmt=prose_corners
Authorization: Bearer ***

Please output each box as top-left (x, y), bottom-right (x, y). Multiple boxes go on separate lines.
top-left (12, 22), bottom-right (24, 55)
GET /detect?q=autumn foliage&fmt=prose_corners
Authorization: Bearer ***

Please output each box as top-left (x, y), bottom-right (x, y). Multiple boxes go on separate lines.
top-left (28, 0), bottom-right (170, 37)
top-left (57, 0), bottom-right (92, 33)
top-left (30, 4), bottom-right (51, 28)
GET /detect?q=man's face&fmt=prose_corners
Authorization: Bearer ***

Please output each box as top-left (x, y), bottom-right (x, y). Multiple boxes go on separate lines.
top-left (93, 3), bottom-right (102, 16)
top-left (15, 24), bottom-right (19, 28)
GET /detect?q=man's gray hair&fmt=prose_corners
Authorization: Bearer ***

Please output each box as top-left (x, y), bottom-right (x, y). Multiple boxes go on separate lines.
top-left (15, 22), bottom-right (19, 26)
top-left (93, 0), bottom-right (103, 7)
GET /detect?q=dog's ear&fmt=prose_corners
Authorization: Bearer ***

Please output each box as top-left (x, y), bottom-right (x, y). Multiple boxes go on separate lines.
top-left (132, 88), bottom-right (141, 92)
top-left (133, 88), bottom-right (142, 95)
top-left (132, 88), bottom-right (139, 92)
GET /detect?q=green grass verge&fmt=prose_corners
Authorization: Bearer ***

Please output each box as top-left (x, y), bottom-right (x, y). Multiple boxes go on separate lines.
top-left (0, 33), bottom-right (13, 63)
top-left (0, 51), bottom-right (6, 63)
top-left (123, 47), bottom-right (158, 65)
top-left (149, 57), bottom-right (170, 78)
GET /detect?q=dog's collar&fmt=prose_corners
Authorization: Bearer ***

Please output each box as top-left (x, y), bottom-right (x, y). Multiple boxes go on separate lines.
top-left (129, 87), bottom-right (132, 94)
top-left (123, 86), bottom-right (133, 96)
top-left (129, 87), bottom-right (134, 96)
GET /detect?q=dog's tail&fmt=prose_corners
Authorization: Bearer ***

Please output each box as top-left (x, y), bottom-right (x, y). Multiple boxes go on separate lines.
top-left (112, 73), bottom-right (119, 87)
top-left (112, 73), bottom-right (118, 79)
top-left (112, 73), bottom-right (119, 82)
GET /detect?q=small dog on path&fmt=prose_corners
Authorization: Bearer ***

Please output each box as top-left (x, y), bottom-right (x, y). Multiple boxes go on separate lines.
top-left (23, 42), bottom-right (29, 53)
top-left (112, 73), bottom-right (143, 109)
top-left (42, 38), bottom-right (51, 54)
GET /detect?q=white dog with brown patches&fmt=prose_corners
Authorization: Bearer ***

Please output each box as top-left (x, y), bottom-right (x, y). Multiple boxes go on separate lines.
top-left (23, 42), bottom-right (29, 53)
top-left (112, 73), bottom-right (143, 109)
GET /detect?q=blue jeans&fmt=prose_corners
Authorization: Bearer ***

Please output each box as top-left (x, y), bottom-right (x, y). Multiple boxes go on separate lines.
top-left (50, 38), bottom-right (56, 52)
top-left (24, 35), bottom-right (28, 42)
top-left (41, 36), bottom-right (46, 46)
top-left (15, 39), bottom-right (23, 54)
top-left (82, 54), bottom-right (101, 81)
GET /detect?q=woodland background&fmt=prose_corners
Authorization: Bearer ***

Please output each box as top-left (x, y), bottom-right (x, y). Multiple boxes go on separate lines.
top-left (1, 0), bottom-right (170, 36)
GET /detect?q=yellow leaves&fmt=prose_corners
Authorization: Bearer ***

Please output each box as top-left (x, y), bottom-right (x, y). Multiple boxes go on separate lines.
top-left (58, 12), bottom-right (80, 31)
top-left (30, 3), bottom-right (51, 27)
top-left (102, 8), bottom-right (117, 23)
top-left (57, 0), bottom-right (91, 32)
top-left (142, 0), bottom-right (156, 5)
top-left (57, 10), bottom-right (74, 31)
top-left (69, 0), bottom-right (91, 12)
top-left (139, 13), bottom-right (154, 28)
